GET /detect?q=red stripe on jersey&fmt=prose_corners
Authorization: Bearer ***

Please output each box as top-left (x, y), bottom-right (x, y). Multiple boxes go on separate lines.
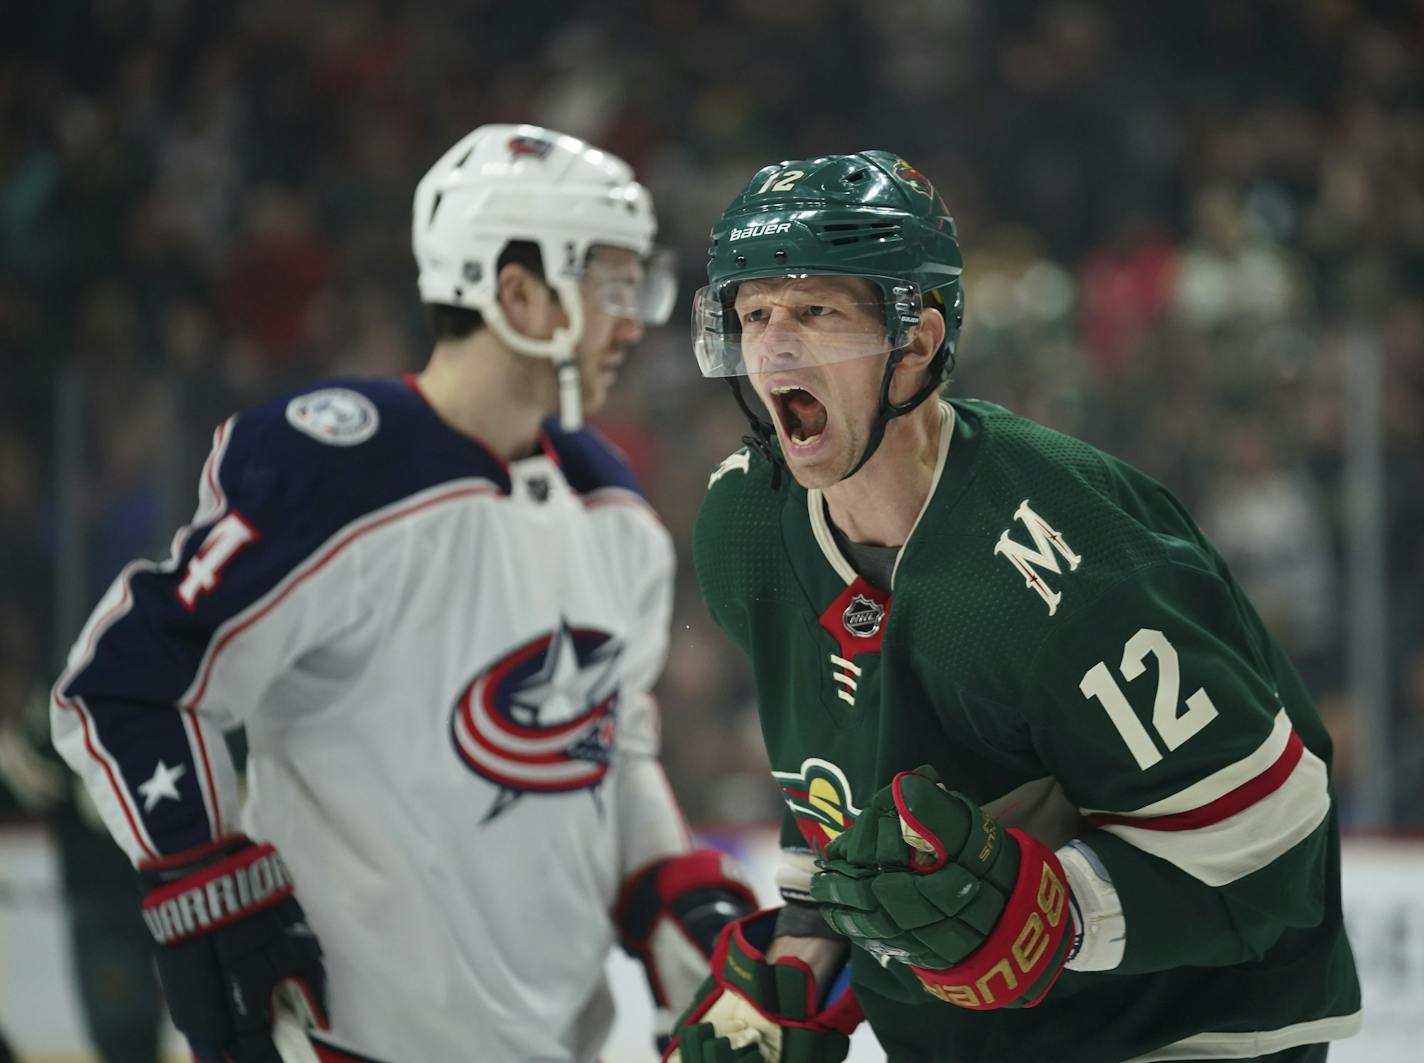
top-left (53, 567), bottom-right (160, 861)
top-left (473, 637), bottom-right (609, 743)
top-left (180, 419), bottom-right (232, 835)
top-left (584, 486), bottom-right (661, 522)
top-left (309, 1035), bottom-right (391, 1063)
top-left (204, 419), bottom-right (230, 513)
top-left (183, 706), bottom-right (223, 837)
top-left (54, 421), bottom-right (239, 861)
top-left (1087, 730), bottom-right (1306, 833)
top-left (402, 373), bottom-right (511, 475)
top-left (538, 430), bottom-right (562, 465)
top-left (459, 687), bottom-right (615, 765)
top-left (56, 691), bottom-right (159, 861)
top-left (185, 483), bottom-right (500, 712)
top-left (454, 745), bottom-right (608, 792)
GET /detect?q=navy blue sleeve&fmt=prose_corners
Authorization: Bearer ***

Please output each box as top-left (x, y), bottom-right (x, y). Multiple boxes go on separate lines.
top-left (51, 379), bottom-right (506, 863)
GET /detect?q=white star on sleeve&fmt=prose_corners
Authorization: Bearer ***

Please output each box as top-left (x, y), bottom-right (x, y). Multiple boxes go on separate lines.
top-left (137, 760), bottom-right (188, 813)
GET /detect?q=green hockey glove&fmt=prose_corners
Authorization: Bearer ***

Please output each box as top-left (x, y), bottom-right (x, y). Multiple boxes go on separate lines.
top-left (811, 766), bottom-right (1071, 1010)
top-left (662, 909), bottom-right (861, 1063)
top-left (669, 1021), bottom-right (762, 1063)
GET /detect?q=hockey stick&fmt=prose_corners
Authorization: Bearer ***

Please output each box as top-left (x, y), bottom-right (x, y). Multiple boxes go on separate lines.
top-left (273, 1011), bottom-right (321, 1063)
top-left (271, 980), bottom-right (323, 1063)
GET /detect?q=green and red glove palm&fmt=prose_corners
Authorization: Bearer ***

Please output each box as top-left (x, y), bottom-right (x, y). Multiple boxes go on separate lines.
top-left (810, 766), bottom-right (1072, 1010)
top-left (662, 909), bottom-right (861, 1063)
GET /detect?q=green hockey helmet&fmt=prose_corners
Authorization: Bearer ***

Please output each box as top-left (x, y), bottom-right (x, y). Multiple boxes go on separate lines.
top-left (695, 151), bottom-right (965, 487)
top-left (693, 150), bottom-right (964, 379)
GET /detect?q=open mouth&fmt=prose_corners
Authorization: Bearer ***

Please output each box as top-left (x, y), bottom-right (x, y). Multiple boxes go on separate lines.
top-left (771, 385), bottom-right (828, 447)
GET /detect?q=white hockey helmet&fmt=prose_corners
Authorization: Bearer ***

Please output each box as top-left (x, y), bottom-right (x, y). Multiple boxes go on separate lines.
top-left (412, 123), bottom-right (674, 428)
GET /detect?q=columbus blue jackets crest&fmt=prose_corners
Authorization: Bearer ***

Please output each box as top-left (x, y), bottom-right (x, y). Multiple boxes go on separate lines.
top-left (451, 618), bottom-right (623, 815)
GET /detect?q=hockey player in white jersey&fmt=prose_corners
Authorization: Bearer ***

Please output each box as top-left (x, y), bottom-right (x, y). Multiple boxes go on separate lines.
top-left (51, 124), bottom-right (754, 1063)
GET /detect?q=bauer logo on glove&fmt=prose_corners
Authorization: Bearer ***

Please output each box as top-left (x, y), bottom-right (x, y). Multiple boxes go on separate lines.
top-left (810, 765), bottom-right (1071, 1010)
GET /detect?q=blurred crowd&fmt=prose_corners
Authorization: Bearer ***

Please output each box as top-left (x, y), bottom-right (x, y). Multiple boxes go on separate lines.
top-left (3, 0), bottom-right (1423, 829)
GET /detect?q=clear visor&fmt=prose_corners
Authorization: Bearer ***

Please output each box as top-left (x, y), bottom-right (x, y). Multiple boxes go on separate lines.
top-left (581, 246), bottom-right (677, 326)
top-left (692, 273), bottom-right (922, 377)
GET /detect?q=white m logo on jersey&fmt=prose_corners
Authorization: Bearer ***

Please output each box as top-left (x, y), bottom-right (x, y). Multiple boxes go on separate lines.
top-left (993, 499), bottom-right (1081, 616)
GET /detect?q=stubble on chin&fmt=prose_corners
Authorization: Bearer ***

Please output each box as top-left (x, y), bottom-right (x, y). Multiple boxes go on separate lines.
top-left (782, 450), bottom-right (840, 490)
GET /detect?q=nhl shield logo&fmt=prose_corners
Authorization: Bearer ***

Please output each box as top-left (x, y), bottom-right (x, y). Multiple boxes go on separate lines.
top-left (842, 594), bottom-right (884, 639)
top-left (818, 577), bottom-right (890, 662)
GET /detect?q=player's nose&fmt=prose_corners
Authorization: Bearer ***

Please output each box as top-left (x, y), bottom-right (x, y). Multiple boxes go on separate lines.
top-left (611, 313), bottom-right (644, 345)
top-left (759, 311), bottom-right (806, 365)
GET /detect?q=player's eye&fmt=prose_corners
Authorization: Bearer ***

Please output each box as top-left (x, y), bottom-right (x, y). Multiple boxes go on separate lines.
top-left (740, 307), bottom-right (768, 325)
top-left (804, 305), bottom-right (832, 318)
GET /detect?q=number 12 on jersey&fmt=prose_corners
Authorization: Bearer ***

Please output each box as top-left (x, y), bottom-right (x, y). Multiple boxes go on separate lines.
top-left (1079, 628), bottom-right (1220, 770)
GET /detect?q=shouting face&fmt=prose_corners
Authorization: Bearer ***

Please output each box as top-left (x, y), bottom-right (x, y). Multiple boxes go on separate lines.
top-left (736, 275), bottom-right (895, 488)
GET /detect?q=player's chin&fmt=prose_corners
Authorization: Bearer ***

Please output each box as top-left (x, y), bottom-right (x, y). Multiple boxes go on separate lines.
top-left (777, 422), bottom-right (844, 488)
top-left (579, 374), bottom-right (614, 415)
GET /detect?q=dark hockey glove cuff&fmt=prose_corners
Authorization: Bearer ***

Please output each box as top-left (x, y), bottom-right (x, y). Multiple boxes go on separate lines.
top-left (142, 838), bottom-right (298, 944)
top-left (907, 827), bottom-right (1071, 1009)
top-left (140, 836), bottom-right (328, 1062)
top-left (617, 848), bottom-right (757, 1046)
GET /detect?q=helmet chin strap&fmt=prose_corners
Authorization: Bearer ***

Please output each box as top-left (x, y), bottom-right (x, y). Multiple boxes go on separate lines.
top-left (554, 358), bottom-right (583, 431)
top-left (726, 378), bottom-right (785, 490)
top-left (839, 343), bottom-right (944, 482)
top-left (480, 277), bottom-right (588, 430)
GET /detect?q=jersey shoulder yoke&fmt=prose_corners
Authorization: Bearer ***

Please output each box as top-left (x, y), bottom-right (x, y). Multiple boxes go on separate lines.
top-left (218, 377), bottom-right (508, 539)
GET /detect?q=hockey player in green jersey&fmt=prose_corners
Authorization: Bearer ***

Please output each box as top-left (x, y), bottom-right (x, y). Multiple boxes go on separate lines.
top-left (665, 152), bottom-right (1361, 1063)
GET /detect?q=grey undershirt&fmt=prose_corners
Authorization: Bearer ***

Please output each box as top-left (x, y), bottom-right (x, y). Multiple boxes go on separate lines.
top-left (829, 521), bottom-right (900, 592)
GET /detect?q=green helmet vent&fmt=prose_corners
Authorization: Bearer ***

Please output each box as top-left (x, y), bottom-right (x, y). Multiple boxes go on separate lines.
top-left (815, 220), bottom-right (902, 247)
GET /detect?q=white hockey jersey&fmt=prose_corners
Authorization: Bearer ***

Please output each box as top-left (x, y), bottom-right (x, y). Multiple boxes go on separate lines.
top-left (52, 376), bottom-right (686, 1062)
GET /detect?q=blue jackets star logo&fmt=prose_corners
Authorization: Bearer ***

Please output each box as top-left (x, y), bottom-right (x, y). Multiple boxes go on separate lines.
top-left (451, 619), bottom-right (622, 819)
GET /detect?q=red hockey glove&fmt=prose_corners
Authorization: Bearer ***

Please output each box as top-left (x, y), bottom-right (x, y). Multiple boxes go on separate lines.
top-left (617, 848), bottom-right (757, 1049)
top-left (140, 836), bottom-right (328, 1062)
top-left (811, 766), bottom-right (1071, 1010)
top-left (662, 909), bottom-right (862, 1063)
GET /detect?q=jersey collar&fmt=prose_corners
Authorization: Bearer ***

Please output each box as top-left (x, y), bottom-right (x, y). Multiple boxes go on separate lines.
top-left (807, 400), bottom-right (956, 591)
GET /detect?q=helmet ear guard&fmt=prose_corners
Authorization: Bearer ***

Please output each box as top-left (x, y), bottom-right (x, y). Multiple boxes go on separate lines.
top-left (922, 284), bottom-right (962, 384)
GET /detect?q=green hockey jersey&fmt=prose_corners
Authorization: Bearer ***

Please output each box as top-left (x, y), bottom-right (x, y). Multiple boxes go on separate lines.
top-left (694, 399), bottom-right (1360, 1063)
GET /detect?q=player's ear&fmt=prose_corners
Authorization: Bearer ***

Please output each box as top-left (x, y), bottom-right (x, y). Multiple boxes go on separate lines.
top-left (496, 262), bottom-right (558, 339)
top-left (892, 303), bottom-right (946, 394)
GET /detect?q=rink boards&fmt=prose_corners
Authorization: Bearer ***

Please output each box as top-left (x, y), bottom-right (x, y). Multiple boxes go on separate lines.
top-left (0, 824), bottom-right (1418, 1062)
